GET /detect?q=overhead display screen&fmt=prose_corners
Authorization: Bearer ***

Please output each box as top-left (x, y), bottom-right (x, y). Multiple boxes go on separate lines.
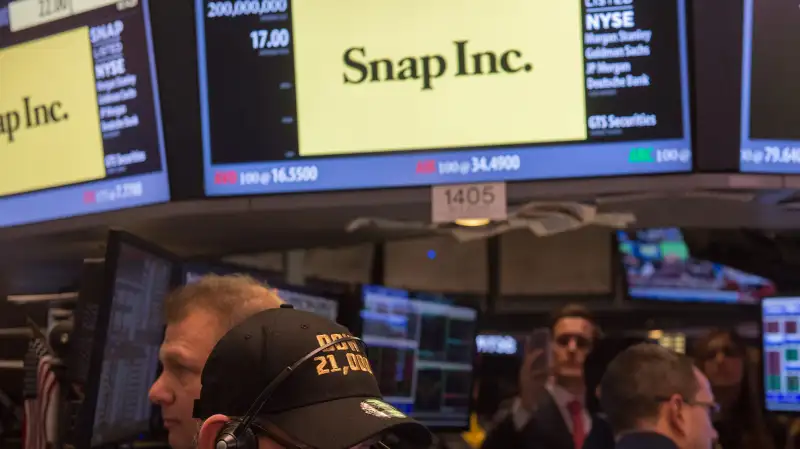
top-left (739, 0), bottom-right (800, 172)
top-left (0, 0), bottom-right (169, 227)
top-left (197, 0), bottom-right (693, 196)
top-left (618, 228), bottom-right (776, 304)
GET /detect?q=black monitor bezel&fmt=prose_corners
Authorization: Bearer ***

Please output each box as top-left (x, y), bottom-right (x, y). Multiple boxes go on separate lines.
top-left (77, 230), bottom-right (179, 448)
top-left (356, 284), bottom-right (481, 432)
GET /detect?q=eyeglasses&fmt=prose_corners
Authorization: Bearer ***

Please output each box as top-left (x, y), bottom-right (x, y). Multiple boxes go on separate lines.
top-left (687, 400), bottom-right (721, 418)
top-left (554, 334), bottom-right (592, 349)
top-left (251, 422), bottom-right (392, 449)
top-left (654, 396), bottom-right (720, 419)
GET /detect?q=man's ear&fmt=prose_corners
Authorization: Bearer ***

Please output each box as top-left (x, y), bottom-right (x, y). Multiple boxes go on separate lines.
top-left (664, 395), bottom-right (687, 436)
top-left (198, 414), bottom-right (231, 449)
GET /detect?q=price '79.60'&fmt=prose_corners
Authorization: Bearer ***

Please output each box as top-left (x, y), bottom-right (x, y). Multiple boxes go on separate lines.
top-left (444, 185), bottom-right (496, 206)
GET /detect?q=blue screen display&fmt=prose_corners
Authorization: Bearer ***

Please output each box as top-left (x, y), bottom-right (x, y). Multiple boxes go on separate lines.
top-left (618, 228), bottom-right (775, 304)
top-left (360, 285), bottom-right (477, 428)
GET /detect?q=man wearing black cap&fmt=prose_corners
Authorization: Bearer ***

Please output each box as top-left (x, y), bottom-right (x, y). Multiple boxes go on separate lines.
top-left (193, 304), bottom-right (433, 449)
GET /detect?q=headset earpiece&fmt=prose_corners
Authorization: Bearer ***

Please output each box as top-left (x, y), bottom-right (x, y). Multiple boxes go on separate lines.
top-left (215, 420), bottom-right (257, 449)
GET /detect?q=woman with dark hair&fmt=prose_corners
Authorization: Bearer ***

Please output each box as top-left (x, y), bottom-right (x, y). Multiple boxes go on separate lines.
top-left (693, 329), bottom-right (782, 449)
top-left (581, 337), bottom-right (650, 449)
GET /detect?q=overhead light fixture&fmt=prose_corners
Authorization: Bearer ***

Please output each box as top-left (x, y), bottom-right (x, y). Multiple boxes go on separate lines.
top-left (454, 218), bottom-right (491, 227)
top-left (648, 329), bottom-right (664, 340)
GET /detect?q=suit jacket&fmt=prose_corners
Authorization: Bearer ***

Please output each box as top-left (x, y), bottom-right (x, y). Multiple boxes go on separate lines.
top-left (615, 432), bottom-right (678, 449)
top-left (582, 415), bottom-right (614, 449)
top-left (481, 391), bottom-right (574, 449)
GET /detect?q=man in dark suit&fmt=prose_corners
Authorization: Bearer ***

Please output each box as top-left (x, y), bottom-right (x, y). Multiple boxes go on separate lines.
top-left (599, 343), bottom-right (719, 449)
top-left (481, 305), bottom-right (599, 449)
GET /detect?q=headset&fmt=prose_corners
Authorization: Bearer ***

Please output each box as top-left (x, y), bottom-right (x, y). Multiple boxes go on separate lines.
top-left (210, 335), bottom-right (364, 449)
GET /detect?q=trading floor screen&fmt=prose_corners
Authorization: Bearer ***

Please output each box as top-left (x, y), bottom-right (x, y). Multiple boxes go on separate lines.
top-left (0, 0), bottom-right (170, 227)
top-left (91, 243), bottom-right (173, 447)
top-left (197, 0), bottom-right (693, 196)
top-left (762, 297), bottom-right (800, 413)
top-left (739, 0), bottom-right (800, 172)
top-left (360, 286), bottom-right (477, 428)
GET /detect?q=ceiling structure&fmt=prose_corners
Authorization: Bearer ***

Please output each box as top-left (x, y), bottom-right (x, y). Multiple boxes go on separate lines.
top-left (1, 173), bottom-right (800, 294)
top-left (1, 174), bottom-right (797, 253)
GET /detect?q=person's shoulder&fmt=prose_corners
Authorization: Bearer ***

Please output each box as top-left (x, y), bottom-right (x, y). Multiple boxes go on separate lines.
top-left (616, 432), bottom-right (679, 449)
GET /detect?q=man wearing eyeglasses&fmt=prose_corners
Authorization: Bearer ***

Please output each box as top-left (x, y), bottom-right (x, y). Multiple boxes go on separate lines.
top-left (482, 304), bottom-right (600, 449)
top-left (193, 304), bottom-right (433, 449)
top-left (599, 343), bottom-right (719, 449)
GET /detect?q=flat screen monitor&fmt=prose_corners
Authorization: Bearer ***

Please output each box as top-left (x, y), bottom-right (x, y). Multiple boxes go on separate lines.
top-left (76, 231), bottom-right (176, 448)
top-left (0, 0), bottom-right (169, 227)
top-left (196, 0), bottom-right (692, 196)
top-left (184, 264), bottom-right (339, 321)
top-left (617, 228), bottom-right (776, 304)
top-left (761, 297), bottom-right (800, 413)
top-left (739, 0), bottom-right (800, 172)
top-left (360, 285), bottom-right (478, 429)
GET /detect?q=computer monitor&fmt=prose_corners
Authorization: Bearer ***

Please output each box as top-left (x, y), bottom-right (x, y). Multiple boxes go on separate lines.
top-left (359, 285), bottom-right (478, 429)
top-left (73, 231), bottom-right (177, 447)
top-left (617, 228), bottom-right (776, 304)
top-left (183, 262), bottom-right (339, 321)
top-left (761, 296), bottom-right (800, 413)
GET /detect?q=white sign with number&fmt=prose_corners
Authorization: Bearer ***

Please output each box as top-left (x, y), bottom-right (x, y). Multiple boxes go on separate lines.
top-left (431, 182), bottom-right (507, 224)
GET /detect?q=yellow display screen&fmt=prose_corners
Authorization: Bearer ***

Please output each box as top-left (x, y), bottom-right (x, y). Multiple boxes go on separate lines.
top-left (0, 1), bottom-right (169, 227)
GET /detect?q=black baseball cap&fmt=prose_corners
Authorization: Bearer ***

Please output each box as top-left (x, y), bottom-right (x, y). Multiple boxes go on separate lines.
top-left (194, 306), bottom-right (432, 449)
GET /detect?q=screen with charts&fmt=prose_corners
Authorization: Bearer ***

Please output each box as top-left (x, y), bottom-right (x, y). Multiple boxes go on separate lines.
top-left (196, 0), bottom-right (693, 196)
top-left (0, 0), bottom-right (169, 227)
top-left (89, 241), bottom-right (174, 447)
top-left (762, 297), bottom-right (800, 412)
top-left (739, 0), bottom-right (800, 172)
top-left (360, 286), bottom-right (477, 428)
top-left (617, 228), bottom-right (776, 303)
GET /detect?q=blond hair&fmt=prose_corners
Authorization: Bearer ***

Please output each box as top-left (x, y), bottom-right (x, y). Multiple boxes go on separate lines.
top-left (164, 274), bottom-right (283, 330)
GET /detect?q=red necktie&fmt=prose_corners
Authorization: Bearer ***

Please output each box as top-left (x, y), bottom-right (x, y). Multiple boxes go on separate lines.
top-left (567, 400), bottom-right (586, 449)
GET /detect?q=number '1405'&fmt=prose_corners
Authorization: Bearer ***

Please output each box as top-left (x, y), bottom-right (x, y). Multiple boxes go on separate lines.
top-left (445, 185), bottom-right (496, 205)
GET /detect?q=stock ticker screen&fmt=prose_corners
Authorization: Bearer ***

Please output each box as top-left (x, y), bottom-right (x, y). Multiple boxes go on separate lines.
top-left (739, 0), bottom-right (800, 172)
top-left (198, 0), bottom-right (693, 196)
top-left (360, 286), bottom-right (477, 428)
top-left (0, 0), bottom-right (169, 227)
top-left (91, 242), bottom-right (173, 447)
top-left (762, 297), bottom-right (800, 413)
